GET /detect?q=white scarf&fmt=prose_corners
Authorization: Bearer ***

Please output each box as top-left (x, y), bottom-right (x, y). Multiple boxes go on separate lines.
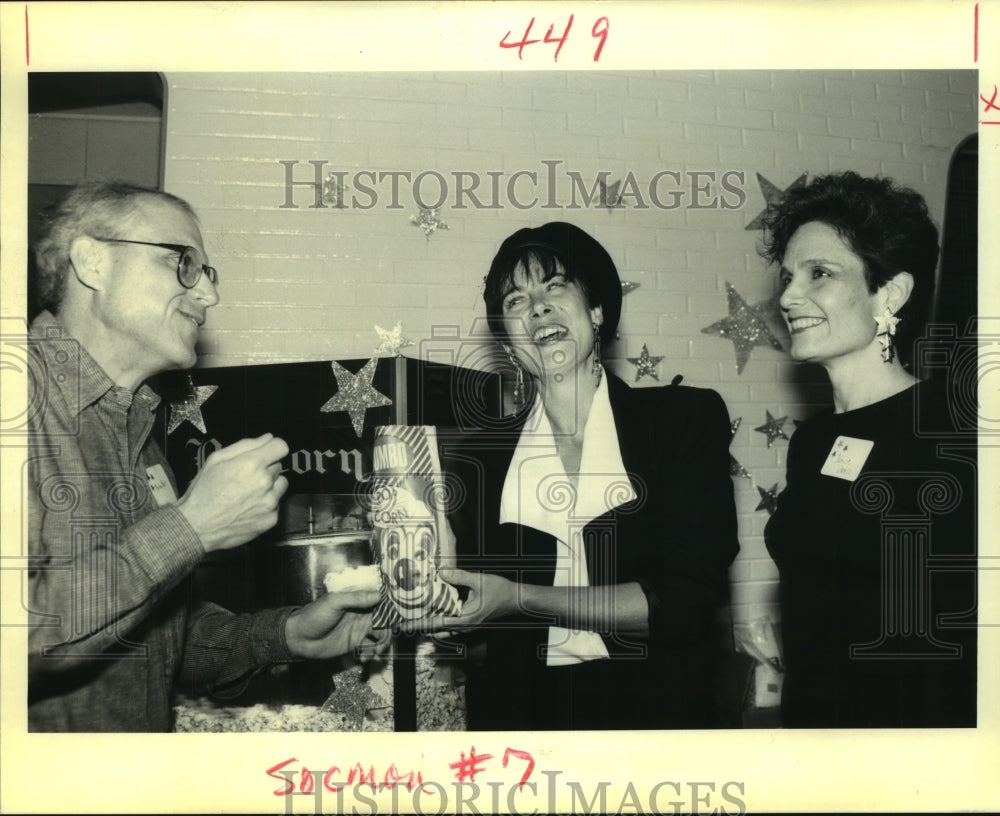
top-left (499, 371), bottom-right (636, 665)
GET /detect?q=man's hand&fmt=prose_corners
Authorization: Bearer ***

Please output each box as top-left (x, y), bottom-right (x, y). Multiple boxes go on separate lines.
top-left (177, 433), bottom-right (289, 552)
top-left (285, 589), bottom-right (382, 660)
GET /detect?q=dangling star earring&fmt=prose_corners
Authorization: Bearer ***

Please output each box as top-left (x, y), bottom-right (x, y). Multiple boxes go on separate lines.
top-left (874, 308), bottom-right (900, 363)
top-left (591, 323), bottom-right (603, 387)
top-left (503, 344), bottom-right (526, 410)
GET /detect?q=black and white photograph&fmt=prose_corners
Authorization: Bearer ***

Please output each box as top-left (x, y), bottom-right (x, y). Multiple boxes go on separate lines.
top-left (1, 2), bottom-right (997, 814)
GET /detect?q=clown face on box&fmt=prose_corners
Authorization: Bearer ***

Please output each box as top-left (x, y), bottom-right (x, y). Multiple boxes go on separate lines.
top-left (370, 426), bottom-right (461, 628)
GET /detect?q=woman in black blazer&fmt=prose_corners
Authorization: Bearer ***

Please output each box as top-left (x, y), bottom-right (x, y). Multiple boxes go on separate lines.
top-left (435, 222), bottom-right (739, 730)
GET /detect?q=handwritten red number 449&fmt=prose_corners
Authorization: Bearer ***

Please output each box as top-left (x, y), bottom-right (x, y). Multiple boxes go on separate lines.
top-left (500, 16), bottom-right (608, 62)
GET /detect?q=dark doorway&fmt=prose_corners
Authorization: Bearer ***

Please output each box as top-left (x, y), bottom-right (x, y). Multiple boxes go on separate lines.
top-left (27, 72), bottom-right (165, 319)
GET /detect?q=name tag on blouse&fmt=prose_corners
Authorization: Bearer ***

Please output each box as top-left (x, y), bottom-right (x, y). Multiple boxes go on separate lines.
top-left (146, 464), bottom-right (178, 506)
top-left (820, 435), bottom-right (874, 481)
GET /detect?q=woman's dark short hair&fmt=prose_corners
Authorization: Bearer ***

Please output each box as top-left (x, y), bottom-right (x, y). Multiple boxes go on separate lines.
top-left (760, 171), bottom-right (939, 368)
top-left (483, 222), bottom-right (622, 345)
top-left (32, 180), bottom-right (197, 314)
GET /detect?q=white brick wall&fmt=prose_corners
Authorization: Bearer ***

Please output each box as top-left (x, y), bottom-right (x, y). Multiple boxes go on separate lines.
top-left (163, 69), bottom-right (977, 625)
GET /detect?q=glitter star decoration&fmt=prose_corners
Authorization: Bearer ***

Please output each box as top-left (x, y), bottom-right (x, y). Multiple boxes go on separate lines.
top-left (745, 171), bottom-right (808, 231)
top-left (626, 343), bottom-right (664, 382)
top-left (701, 282), bottom-right (784, 375)
top-left (599, 178), bottom-right (625, 211)
top-left (755, 410), bottom-right (789, 448)
top-left (410, 207), bottom-right (450, 239)
top-left (374, 322), bottom-right (414, 357)
top-left (320, 665), bottom-right (385, 731)
top-left (322, 172), bottom-right (350, 208)
top-left (167, 379), bottom-right (218, 434)
top-left (729, 417), bottom-right (751, 479)
top-left (320, 357), bottom-right (393, 437)
top-left (755, 483), bottom-right (780, 515)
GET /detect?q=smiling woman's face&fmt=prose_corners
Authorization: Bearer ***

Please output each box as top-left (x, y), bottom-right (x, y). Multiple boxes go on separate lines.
top-left (777, 221), bottom-right (882, 367)
top-left (501, 257), bottom-right (602, 380)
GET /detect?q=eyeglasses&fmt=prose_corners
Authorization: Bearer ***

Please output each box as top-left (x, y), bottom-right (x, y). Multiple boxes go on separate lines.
top-left (92, 238), bottom-right (219, 289)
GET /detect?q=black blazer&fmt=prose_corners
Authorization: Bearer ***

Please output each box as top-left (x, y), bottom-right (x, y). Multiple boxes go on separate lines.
top-left (439, 372), bottom-right (739, 730)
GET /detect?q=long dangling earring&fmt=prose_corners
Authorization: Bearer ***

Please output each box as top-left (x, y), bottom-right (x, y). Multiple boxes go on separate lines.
top-left (503, 345), bottom-right (526, 409)
top-left (591, 323), bottom-right (603, 386)
top-left (874, 308), bottom-right (900, 363)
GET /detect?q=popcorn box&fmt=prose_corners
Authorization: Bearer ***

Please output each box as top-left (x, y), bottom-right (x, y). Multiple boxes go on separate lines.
top-left (370, 425), bottom-right (461, 627)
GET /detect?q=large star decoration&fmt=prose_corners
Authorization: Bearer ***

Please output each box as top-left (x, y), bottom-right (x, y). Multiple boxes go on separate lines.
top-left (701, 282), bottom-right (784, 375)
top-left (374, 322), bottom-right (414, 357)
top-left (745, 171), bottom-right (808, 231)
top-left (729, 417), bottom-right (751, 479)
top-left (320, 665), bottom-right (386, 731)
top-left (755, 410), bottom-right (789, 448)
top-left (627, 343), bottom-right (664, 382)
top-left (756, 483), bottom-right (780, 515)
top-left (167, 383), bottom-right (218, 434)
top-left (599, 178), bottom-right (626, 211)
top-left (410, 207), bottom-right (450, 239)
top-left (320, 357), bottom-right (393, 437)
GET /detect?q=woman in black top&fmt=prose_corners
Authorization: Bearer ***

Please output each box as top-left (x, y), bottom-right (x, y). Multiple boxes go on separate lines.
top-left (431, 222), bottom-right (739, 730)
top-left (762, 172), bottom-right (977, 727)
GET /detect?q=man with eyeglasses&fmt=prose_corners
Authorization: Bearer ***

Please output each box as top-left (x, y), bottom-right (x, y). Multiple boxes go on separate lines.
top-left (26, 181), bottom-right (380, 731)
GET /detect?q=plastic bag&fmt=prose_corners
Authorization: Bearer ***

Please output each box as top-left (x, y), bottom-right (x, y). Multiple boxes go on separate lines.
top-left (733, 616), bottom-right (784, 709)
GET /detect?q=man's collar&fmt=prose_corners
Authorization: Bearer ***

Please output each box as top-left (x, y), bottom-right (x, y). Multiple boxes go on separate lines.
top-left (30, 311), bottom-right (162, 415)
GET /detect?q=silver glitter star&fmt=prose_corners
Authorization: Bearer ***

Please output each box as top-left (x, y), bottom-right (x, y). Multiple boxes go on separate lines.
top-left (730, 458), bottom-right (751, 479)
top-left (729, 417), bottom-right (751, 479)
top-left (755, 483), bottom-right (780, 515)
top-left (374, 322), bottom-right (414, 357)
top-left (701, 282), bottom-right (784, 375)
top-left (320, 665), bottom-right (385, 731)
top-left (626, 343), bottom-right (664, 382)
top-left (410, 207), bottom-right (450, 239)
top-left (599, 178), bottom-right (625, 211)
top-left (745, 172), bottom-right (808, 231)
top-left (320, 358), bottom-right (393, 437)
top-left (322, 172), bottom-right (350, 208)
top-left (754, 410), bottom-right (789, 448)
top-left (167, 382), bottom-right (218, 434)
